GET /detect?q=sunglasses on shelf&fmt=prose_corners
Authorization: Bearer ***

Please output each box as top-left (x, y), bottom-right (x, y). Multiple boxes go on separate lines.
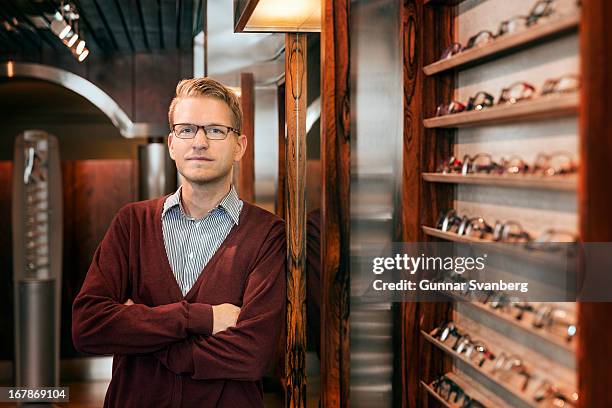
top-left (457, 217), bottom-right (494, 239)
top-left (487, 293), bottom-right (535, 320)
top-left (437, 29), bottom-right (498, 61)
top-left (455, 336), bottom-right (497, 367)
top-left (492, 352), bottom-right (533, 391)
top-left (437, 209), bottom-right (465, 234)
top-left (532, 305), bottom-right (578, 341)
top-left (440, 42), bottom-right (464, 60)
top-left (467, 92), bottom-right (495, 111)
top-left (533, 380), bottom-right (578, 407)
top-left (498, 82), bottom-right (536, 105)
top-left (432, 322), bottom-right (496, 369)
top-left (532, 152), bottom-right (578, 176)
top-left (500, 156), bottom-right (530, 175)
top-left (435, 75), bottom-right (580, 118)
top-left (432, 375), bottom-right (487, 408)
top-left (542, 74), bottom-right (581, 96)
top-left (431, 321), bottom-right (462, 344)
top-left (460, 153), bottom-right (500, 175)
top-left (492, 220), bottom-right (532, 243)
top-left (527, 0), bottom-right (581, 26)
top-left (439, 152), bottom-right (577, 177)
top-left (436, 209), bottom-right (579, 250)
top-left (524, 229), bottom-right (579, 254)
top-left (436, 100), bottom-right (467, 116)
top-left (498, 15), bottom-right (530, 36)
top-left (465, 30), bottom-right (495, 50)
top-left (441, 154), bottom-right (508, 175)
top-left (436, 0), bottom-right (581, 63)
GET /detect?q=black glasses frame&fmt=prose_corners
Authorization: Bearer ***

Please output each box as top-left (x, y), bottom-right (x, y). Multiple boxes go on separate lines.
top-left (172, 123), bottom-right (241, 140)
top-left (467, 91), bottom-right (495, 111)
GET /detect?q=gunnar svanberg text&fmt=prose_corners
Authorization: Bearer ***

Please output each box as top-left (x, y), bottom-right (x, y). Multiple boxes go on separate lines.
top-left (371, 253), bottom-right (529, 293)
top-left (372, 279), bottom-right (529, 293)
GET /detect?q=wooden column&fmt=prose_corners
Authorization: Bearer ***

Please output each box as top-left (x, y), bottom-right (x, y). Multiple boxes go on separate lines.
top-left (276, 82), bottom-right (286, 218)
top-left (398, 1), bottom-right (454, 407)
top-left (578, 0), bottom-right (612, 407)
top-left (285, 33), bottom-right (307, 408)
top-left (396, 1), bottom-right (423, 407)
top-left (237, 72), bottom-right (255, 202)
top-left (320, 1), bottom-right (351, 407)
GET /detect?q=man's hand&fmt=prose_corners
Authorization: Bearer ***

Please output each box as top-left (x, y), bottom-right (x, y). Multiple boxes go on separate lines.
top-left (123, 299), bottom-right (239, 335)
top-left (212, 303), bottom-right (241, 334)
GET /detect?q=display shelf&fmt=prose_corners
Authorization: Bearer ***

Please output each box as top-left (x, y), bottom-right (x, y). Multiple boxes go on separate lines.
top-left (447, 372), bottom-right (511, 408)
top-left (424, 15), bottom-right (580, 75)
top-left (420, 226), bottom-right (574, 269)
top-left (420, 381), bottom-right (453, 407)
top-left (421, 372), bottom-right (505, 408)
top-left (445, 291), bottom-right (576, 355)
top-left (422, 173), bottom-right (577, 191)
top-left (423, 93), bottom-right (578, 129)
top-left (421, 330), bottom-right (538, 408)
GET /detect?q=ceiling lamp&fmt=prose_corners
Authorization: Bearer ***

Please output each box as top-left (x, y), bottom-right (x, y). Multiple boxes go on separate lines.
top-left (66, 33), bottom-right (78, 47)
top-left (234, 0), bottom-right (321, 33)
top-left (75, 40), bottom-right (85, 54)
top-left (78, 49), bottom-right (89, 62)
top-left (50, 17), bottom-right (70, 38)
top-left (58, 25), bottom-right (71, 39)
top-left (49, 2), bottom-right (90, 62)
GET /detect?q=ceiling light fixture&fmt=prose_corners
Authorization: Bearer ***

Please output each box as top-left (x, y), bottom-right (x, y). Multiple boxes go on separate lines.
top-left (58, 25), bottom-right (71, 39)
top-left (48, 1), bottom-right (90, 62)
top-left (78, 49), bottom-right (89, 62)
top-left (234, 0), bottom-right (321, 33)
top-left (75, 39), bottom-right (85, 54)
top-left (66, 33), bottom-right (78, 47)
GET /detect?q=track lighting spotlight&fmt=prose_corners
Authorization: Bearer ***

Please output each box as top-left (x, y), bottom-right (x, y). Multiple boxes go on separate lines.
top-left (49, 2), bottom-right (91, 62)
top-left (58, 25), bottom-right (71, 39)
top-left (76, 40), bottom-right (85, 54)
top-left (78, 49), bottom-right (89, 62)
top-left (66, 33), bottom-right (78, 47)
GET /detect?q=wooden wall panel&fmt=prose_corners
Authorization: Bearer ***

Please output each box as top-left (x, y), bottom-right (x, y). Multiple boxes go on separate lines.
top-left (61, 160), bottom-right (138, 358)
top-left (320, 0), bottom-right (351, 407)
top-left (285, 33), bottom-right (308, 408)
top-left (238, 72), bottom-right (255, 203)
top-left (577, 0), bottom-right (612, 407)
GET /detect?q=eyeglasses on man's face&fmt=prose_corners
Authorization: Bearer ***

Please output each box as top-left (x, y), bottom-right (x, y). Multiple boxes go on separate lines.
top-left (172, 123), bottom-right (241, 140)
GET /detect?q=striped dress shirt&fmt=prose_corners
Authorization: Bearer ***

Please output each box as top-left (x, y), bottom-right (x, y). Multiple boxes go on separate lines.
top-left (161, 184), bottom-right (243, 295)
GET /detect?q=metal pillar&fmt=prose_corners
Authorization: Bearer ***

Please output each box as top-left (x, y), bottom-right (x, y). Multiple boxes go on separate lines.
top-left (12, 130), bottom-right (63, 388)
top-left (138, 138), bottom-right (177, 200)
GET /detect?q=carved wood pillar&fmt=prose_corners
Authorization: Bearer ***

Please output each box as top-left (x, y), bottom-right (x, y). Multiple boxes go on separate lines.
top-left (285, 32), bottom-right (308, 408)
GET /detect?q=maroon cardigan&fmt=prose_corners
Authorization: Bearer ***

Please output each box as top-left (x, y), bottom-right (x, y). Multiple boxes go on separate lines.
top-left (72, 197), bottom-right (286, 408)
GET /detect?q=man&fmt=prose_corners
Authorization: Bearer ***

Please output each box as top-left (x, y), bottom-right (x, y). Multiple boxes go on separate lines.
top-left (72, 77), bottom-right (286, 407)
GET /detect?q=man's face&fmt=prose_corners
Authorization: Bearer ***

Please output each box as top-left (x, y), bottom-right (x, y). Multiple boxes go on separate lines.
top-left (168, 97), bottom-right (246, 185)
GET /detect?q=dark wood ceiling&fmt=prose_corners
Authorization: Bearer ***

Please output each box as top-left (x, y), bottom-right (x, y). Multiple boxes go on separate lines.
top-left (0, 0), bottom-right (203, 57)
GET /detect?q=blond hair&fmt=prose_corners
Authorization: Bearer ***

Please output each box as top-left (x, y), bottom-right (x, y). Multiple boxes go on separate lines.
top-left (168, 77), bottom-right (242, 132)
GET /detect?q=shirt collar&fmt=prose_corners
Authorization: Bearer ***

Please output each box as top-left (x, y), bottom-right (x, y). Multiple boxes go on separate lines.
top-left (162, 184), bottom-right (242, 225)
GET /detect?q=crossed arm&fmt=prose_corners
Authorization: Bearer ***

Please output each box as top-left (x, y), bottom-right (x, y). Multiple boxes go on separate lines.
top-left (122, 298), bottom-right (240, 336)
top-left (72, 211), bottom-right (285, 381)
